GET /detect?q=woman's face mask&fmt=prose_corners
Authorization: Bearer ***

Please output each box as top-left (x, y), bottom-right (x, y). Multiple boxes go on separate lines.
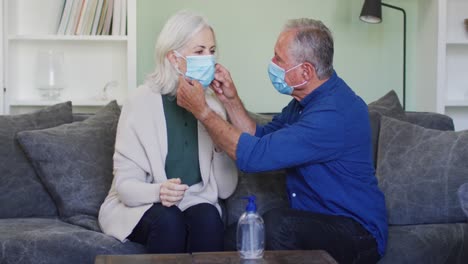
top-left (268, 61), bottom-right (307, 95)
top-left (174, 50), bottom-right (216, 88)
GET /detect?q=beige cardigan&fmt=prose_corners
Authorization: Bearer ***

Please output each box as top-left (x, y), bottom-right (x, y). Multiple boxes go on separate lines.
top-left (98, 85), bottom-right (238, 242)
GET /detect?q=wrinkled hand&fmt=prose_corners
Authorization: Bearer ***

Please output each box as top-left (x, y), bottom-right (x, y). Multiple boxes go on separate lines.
top-left (159, 178), bottom-right (188, 207)
top-left (210, 64), bottom-right (238, 103)
top-left (177, 76), bottom-right (211, 120)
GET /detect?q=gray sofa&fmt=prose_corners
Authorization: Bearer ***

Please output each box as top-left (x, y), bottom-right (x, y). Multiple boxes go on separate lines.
top-left (1, 91), bottom-right (467, 264)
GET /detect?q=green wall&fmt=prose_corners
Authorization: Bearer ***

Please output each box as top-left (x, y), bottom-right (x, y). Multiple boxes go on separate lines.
top-left (137, 0), bottom-right (419, 113)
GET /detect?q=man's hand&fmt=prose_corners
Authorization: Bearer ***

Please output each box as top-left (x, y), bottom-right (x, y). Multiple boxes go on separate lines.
top-left (210, 64), bottom-right (238, 103)
top-left (159, 178), bottom-right (189, 207)
top-left (177, 76), bottom-right (211, 121)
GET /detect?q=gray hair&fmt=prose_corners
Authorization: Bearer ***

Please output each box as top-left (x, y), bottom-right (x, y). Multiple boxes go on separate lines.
top-left (145, 10), bottom-right (213, 95)
top-left (284, 18), bottom-right (334, 80)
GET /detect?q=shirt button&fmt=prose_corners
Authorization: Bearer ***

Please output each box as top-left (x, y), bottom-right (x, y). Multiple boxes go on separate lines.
top-left (292, 193), bottom-right (296, 198)
top-left (185, 140), bottom-right (188, 146)
top-left (184, 122), bottom-right (188, 127)
top-left (299, 111), bottom-right (302, 114)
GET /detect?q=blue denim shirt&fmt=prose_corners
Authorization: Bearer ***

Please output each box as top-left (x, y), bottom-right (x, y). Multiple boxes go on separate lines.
top-left (236, 72), bottom-right (388, 256)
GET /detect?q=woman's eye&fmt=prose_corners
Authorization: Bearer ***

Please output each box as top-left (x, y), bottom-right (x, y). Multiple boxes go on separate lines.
top-left (195, 50), bottom-right (203, 54)
top-left (210, 50), bottom-right (216, 55)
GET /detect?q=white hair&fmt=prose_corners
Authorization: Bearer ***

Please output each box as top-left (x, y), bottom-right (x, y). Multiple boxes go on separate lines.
top-left (284, 18), bottom-right (334, 80)
top-left (145, 10), bottom-right (214, 96)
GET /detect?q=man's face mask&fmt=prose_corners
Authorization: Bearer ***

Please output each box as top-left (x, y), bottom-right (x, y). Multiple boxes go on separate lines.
top-left (174, 50), bottom-right (216, 88)
top-left (268, 61), bottom-right (307, 95)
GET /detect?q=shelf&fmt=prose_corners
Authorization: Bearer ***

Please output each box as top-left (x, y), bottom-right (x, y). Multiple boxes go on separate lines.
top-left (9, 99), bottom-right (118, 107)
top-left (8, 35), bottom-right (128, 42)
top-left (447, 40), bottom-right (468, 45)
top-left (445, 100), bottom-right (468, 107)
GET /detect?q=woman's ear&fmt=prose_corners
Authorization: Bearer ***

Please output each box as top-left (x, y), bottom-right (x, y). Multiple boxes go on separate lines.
top-left (167, 51), bottom-right (177, 65)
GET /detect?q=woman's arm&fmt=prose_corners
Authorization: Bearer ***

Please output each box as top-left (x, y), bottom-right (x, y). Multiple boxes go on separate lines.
top-left (113, 150), bottom-right (162, 207)
top-left (212, 150), bottom-right (238, 199)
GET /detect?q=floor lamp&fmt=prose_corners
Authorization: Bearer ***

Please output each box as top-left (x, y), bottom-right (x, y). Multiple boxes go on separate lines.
top-left (360, 0), bottom-right (406, 110)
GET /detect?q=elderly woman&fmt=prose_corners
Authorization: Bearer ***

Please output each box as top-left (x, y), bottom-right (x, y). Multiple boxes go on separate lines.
top-left (98, 10), bottom-right (238, 254)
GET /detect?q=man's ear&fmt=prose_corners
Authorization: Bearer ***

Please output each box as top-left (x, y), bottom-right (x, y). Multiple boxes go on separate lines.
top-left (302, 62), bottom-right (316, 81)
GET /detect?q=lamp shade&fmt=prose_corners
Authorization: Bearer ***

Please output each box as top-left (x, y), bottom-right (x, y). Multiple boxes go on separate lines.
top-left (360, 0), bottom-right (382, 24)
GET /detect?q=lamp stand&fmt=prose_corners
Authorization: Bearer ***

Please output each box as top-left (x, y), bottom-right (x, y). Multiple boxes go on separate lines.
top-left (382, 3), bottom-right (406, 110)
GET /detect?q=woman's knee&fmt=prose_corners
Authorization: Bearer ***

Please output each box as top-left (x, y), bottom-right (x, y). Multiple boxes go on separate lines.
top-left (149, 205), bottom-right (185, 232)
top-left (185, 203), bottom-right (223, 229)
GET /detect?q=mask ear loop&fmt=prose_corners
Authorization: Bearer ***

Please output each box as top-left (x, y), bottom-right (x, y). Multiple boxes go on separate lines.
top-left (285, 63), bottom-right (309, 88)
top-left (172, 50), bottom-right (186, 76)
top-left (172, 50), bottom-right (195, 84)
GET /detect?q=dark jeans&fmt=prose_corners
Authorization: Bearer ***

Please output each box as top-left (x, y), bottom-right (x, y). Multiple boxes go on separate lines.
top-left (263, 208), bottom-right (381, 264)
top-left (128, 203), bottom-right (224, 253)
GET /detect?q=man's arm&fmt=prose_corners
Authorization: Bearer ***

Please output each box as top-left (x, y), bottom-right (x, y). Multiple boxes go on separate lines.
top-left (176, 76), bottom-right (241, 160)
top-left (210, 64), bottom-right (256, 135)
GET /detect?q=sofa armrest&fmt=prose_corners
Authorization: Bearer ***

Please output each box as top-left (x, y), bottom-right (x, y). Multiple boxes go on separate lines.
top-left (405, 111), bottom-right (454, 131)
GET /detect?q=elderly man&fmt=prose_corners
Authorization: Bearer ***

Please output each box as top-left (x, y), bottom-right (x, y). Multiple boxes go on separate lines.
top-left (177, 18), bottom-right (387, 264)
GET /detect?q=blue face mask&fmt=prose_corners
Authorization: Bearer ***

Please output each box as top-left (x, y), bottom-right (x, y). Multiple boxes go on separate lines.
top-left (268, 61), bottom-right (307, 95)
top-left (174, 51), bottom-right (216, 88)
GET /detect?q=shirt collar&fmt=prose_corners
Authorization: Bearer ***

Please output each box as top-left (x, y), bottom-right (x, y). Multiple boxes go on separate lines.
top-left (299, 71), bottom-right (338, 107)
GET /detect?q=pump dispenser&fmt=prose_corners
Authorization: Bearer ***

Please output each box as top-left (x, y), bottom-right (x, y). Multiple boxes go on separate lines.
top-left (237, 195), bottom-right (265, 259)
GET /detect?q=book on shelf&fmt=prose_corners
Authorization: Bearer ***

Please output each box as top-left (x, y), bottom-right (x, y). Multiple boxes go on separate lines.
top-left (91, 0), bottom-right (105, 35)
top-left (83, 0), bottom-right (99, 35)
top-left (101, 0), bottom-right (114, 35)
top-left (65, 0), bottom-right (83, 35)
top-left (120, 0), bottom-right (127, 35)
top-left (111, 0), bottom-right (121, 35)
top-left (57, 0), bottom-right (125, 36)
top-left (96, 0), bottom-right (109, 35)
top-left (74, 0), bottom-right (89, 35)
top-left (57, 0), bottom-right (75, 35)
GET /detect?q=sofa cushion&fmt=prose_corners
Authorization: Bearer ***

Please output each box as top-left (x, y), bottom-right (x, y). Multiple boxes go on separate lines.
top-left (458, 183), bottom-right (468, 218)
top-left (368, 90), bottom-right (406, 121)
top-left (16, 101), bottom-right (120, 229)
top-left (225, 170), bottom-right (289, 226)
top-left (376, 116), bottom-right (468, 225)
top-left (0, 102), bottom-right (73, 218)
top-left (0, 218), bottom-right (146, 264)
top-left (379, 223), bottom-right (468, 264)
top-left (406, 111), bottom-right (455, 131)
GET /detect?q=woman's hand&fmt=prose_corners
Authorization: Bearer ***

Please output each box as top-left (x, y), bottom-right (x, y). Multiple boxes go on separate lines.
top-left (159, 178), bottom-right (189, 207)
top-left (210, 64), bottom-right (238, 103)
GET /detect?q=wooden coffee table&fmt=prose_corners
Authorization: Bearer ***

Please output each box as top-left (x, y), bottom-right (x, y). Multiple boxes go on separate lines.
top-left (95, 250), bottom-right (337, 264)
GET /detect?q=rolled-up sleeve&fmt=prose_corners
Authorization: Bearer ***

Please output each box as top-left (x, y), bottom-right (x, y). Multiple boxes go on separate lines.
top-left (236, 109), bottom-right (345, 173)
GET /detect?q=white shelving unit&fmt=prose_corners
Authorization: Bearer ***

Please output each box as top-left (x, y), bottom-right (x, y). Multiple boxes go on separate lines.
top-left (2, 0), bottom-right (136, 114)
top-left (0, 0), bottom-right (3, 114)
top-left (437, 0), bottom-right (468, 130)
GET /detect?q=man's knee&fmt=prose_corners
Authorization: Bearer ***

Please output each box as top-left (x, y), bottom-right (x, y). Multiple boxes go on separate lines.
top-left (263, 208), bottom-right (290, 250)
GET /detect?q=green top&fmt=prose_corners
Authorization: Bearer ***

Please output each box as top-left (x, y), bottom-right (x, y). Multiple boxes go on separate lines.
top-left (162, 95), bottom-right (202, 186)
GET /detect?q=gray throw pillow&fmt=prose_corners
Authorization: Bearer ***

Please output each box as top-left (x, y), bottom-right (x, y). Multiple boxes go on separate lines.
top-left (368, 90), bottom-right (406, 121)
top-left (376, 116), bottom-right (468, 225)
top-left (0, 102), bottom-right (73, 218)
top-left (225, 170), bottom-right (289, 226)
top-left (17, 101), bottom-right (120, 229)
top-left (458, 183), bottom-right (468, 218)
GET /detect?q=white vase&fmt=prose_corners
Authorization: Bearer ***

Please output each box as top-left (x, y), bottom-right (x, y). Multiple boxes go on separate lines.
top-left (36, 50), bottom-right (66, 100)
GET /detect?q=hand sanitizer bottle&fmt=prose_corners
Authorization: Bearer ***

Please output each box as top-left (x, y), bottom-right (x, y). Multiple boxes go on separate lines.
top-left (237, 195), bottom-right (265, 259)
